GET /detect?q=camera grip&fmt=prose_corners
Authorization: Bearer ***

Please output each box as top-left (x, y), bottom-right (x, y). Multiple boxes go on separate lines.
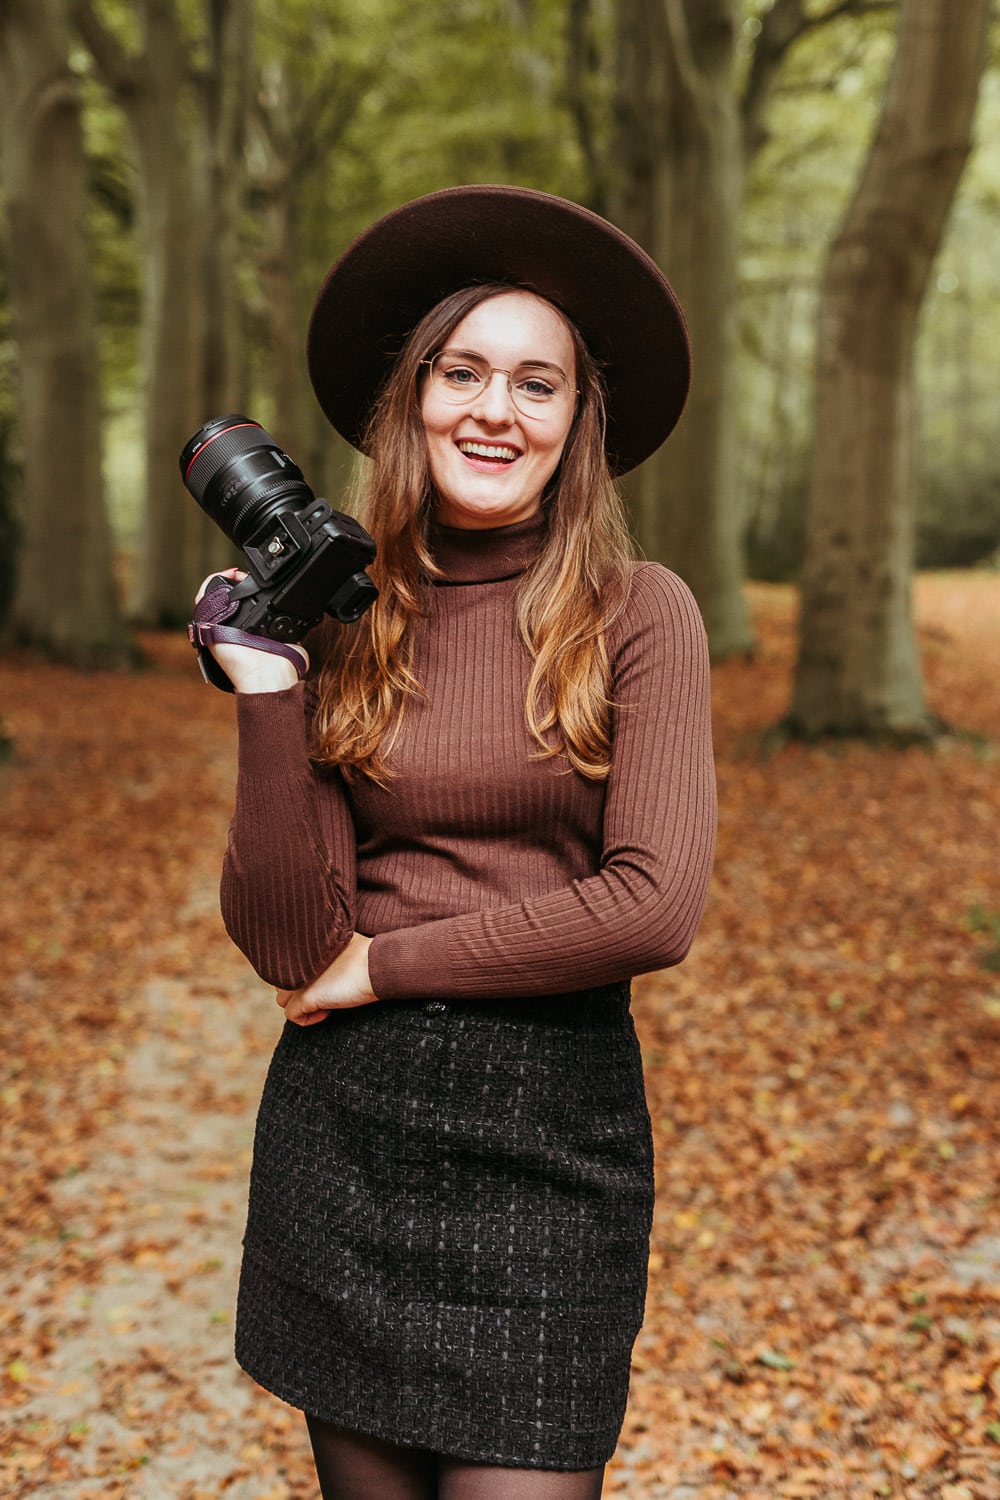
top-left (188, 579), bottom-right (308, 693)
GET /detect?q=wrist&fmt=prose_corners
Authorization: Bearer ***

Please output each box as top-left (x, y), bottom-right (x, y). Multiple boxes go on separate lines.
top-left (232, 659), bottom-right (301, 693)
top-left (359, 935), bottom-right (378, 1001)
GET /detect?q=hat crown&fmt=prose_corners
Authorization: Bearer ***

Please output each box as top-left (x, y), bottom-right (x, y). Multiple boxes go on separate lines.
top-left (307, 184), bottom-right (690, 476)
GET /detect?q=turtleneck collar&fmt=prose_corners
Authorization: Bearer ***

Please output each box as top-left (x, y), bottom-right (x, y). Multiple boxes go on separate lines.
top-left (428, 511), bottom-right (546, 584)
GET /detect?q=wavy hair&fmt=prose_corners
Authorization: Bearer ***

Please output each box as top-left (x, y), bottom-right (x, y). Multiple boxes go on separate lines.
top-left (312, 282), bottom-right (634, 784)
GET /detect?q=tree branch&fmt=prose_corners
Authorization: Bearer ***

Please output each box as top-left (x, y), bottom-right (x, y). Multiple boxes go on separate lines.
top-left (741, 0), bottom-right (896, 160)
top-left (70, 0), bottom-right (139, 97)
top-left (660, 0), bottom-right (711, 118)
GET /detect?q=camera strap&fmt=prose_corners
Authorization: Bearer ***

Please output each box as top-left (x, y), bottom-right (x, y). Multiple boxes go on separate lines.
top-left (188, 582), bottom-right (308, 694)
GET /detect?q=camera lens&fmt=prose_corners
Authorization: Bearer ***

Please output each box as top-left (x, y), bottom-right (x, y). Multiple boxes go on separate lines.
top-left (179, 413), bottom-right (313, 547)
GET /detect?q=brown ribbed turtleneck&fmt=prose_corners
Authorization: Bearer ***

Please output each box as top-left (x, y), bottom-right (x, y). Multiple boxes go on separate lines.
top-left (221, 516), bottom-right (716, 999)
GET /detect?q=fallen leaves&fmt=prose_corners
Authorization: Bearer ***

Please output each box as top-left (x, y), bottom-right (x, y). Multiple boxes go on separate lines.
top-left (1, 577), bottom-right (998, 1496)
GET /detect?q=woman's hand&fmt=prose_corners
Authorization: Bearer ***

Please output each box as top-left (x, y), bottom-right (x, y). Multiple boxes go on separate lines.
top-left (276, 933), bottom-right (378, 1026)
top-left (195, 569), bottom-right (309, 693)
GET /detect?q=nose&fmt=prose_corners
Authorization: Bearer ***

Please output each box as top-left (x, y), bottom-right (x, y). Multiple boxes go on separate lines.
top-left (471, 369), bottom-right (516, 424)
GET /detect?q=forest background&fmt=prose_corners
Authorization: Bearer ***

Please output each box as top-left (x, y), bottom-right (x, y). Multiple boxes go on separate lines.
top-left (1, 1), bottom-right (999, 1498)
top-left (0, 0), bottom-right (998, 718)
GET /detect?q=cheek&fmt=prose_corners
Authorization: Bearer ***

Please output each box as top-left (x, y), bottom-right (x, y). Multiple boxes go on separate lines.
top-left (542, 417), bottom-right (575, 471)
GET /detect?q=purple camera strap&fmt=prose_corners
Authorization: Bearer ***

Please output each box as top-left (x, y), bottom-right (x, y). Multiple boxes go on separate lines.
top-left (188, 582), bottom-right (307, 694)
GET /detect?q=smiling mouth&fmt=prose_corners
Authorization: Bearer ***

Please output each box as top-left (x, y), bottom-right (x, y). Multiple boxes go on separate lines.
top-left (456, 440), bottom-right (520, 463)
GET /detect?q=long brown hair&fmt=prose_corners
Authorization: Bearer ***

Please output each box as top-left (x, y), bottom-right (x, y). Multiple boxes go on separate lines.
top-left (312, 282), bottom-right (634, 783)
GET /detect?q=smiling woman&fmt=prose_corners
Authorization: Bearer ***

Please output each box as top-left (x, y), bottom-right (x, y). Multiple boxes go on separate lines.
top-left (420, 292), bottom-right (577, 529)
top-left (196, 185), bottom-right (716, 1500)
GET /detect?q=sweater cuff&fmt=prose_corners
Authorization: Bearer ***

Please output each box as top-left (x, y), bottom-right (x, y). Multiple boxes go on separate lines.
top-left (234, 682), bottom-right (310, 779)
top-left (368, 923), bottom-right (456, 1000)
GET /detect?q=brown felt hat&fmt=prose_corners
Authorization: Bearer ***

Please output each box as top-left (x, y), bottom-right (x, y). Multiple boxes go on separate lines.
top-left (306, 184), bottom-right (690, 476)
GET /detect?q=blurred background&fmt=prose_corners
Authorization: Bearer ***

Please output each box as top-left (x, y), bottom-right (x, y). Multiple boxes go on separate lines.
top-left (1, 4), bottom-right (998, 1497)
top-left (0, 0), bottom-right (997, 710)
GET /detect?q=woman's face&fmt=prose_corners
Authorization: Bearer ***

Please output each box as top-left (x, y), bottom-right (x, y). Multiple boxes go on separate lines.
top-left (420, 291), bottom-right (577, 530)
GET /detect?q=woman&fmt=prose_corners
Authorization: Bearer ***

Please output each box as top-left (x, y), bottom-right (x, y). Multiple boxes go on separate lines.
top-left (197, 186), bottom-right (716, 1500)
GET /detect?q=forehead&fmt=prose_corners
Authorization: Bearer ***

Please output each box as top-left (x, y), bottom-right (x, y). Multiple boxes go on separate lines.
top-left (447, 291), bottom-right (576, 371)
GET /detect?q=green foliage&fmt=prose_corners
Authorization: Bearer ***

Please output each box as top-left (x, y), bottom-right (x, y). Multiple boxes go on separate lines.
top-left (917, 465), bottom-right (1000, 569)
top-left (4, 0), bottom-right (997, 577)
top-left (261, 0), bottom-right (589, 275)
top-left (739, 7), bottom-right (1000, 580)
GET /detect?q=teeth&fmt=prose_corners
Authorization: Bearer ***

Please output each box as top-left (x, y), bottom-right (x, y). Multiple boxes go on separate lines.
top-left (457, 441), bottom-right (518, 461)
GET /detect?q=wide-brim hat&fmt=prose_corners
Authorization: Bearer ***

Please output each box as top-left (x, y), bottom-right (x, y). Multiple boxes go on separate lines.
top-left (306, 185), bottom-right (690, 476)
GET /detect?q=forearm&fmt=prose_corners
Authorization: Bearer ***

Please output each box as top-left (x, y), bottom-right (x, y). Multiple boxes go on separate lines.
top-left (221, 684), bottom-right (357, 988)
top-left (369, 809), bottom-right (714, 1001)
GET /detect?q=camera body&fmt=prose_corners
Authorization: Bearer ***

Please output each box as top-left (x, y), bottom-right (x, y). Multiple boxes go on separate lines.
top-left (180, 414), bottom-right (377, 642)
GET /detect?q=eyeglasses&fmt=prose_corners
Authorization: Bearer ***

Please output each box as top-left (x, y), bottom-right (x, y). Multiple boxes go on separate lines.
top-left (420, 350), bottom-right (578, 418)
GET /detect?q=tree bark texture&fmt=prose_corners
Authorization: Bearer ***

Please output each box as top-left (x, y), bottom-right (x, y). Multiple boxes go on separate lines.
top-left (75, 0), bottom-right (247, 624)
top-left (249, 45), bottom-right (375, 501)
top-left (611, 0), bottom-right (753, 658)
top-left (789, 0), bottom-right (991, 737)
top-left (199, 0), bottom-right (253, 423)
top-left (0, 0), bottom-right (131, 665)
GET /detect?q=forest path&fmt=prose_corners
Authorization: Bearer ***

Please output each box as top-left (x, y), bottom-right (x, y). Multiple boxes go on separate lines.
top-left (2, 575), bottom-right (999, 1498)
top-left (3, 919), bottom-right (316, 1497)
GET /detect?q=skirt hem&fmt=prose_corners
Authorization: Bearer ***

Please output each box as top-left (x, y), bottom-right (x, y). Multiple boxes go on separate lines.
top-left (235, 1348), bottom-right (620, 1472)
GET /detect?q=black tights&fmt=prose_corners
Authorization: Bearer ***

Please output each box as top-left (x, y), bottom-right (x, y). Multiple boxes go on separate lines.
top-left (305, 1414), bottom-right (606, 1500)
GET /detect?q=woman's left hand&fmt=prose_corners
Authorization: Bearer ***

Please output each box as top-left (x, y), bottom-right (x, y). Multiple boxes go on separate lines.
top-left (276, 933), bottom-right (378, 1025)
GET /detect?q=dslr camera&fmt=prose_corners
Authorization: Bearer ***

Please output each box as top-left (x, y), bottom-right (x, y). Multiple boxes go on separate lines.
top-left (180, 413), bottom-right (378, 643)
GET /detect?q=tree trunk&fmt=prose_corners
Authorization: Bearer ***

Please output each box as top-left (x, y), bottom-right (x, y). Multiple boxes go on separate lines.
top-left (199, 0), bottom-right (252, 421)
top-left (74, 0), bottom-right (251, 624)
top-left (252, 107), bottom-right (360, 509)
top-left (611, 0), bottom-right (753, 657)
top-left (132, 93), bottom-right (209, 623)
top-left (248, 42), bottom-right (375, 503)
top-left (0, 0), bottom-right (133, 666)
top-left (789, 0), bottom-right (990, 738)
top-left (251, 62), bottom-right (311, 462)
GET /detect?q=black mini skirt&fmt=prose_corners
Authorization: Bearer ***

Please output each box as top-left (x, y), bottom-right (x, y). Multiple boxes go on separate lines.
top-left (235, 982), bottom-right (653, 1470)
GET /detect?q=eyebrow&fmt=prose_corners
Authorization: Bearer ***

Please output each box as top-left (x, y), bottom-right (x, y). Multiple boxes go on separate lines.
top-left (439, 346), bottom-right (570, 380)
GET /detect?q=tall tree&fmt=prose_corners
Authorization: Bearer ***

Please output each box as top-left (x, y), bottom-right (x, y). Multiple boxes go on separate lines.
top-left (0, 0), bottom-right (132, 665)
top-left (610, 0), bottom-right (751, 657)
top-left (74, 0), bottom-right (206, 625)
top-left (248, 30), bottom-right (375, 481)
top-left (602, 0), bottom-right (888, 657)
top-left (74, 0), bottom-right (252, 625)
top-left (198, 0), bottom-right (254, 420)
top-left (788, 0), bottom-right (991, 738)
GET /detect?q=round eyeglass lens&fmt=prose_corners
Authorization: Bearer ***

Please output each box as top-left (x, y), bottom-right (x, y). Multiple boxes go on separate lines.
top-left (426, 353), bottom-right (569, 416)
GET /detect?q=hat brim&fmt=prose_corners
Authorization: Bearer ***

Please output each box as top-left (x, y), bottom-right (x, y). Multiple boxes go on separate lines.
top-left (306, 184), bottom-right (690, 477)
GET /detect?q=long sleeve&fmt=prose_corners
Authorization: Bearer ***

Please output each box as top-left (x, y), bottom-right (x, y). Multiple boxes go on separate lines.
top-left (220, 683), bottom-right (357, 990)
top-left (367, 565), bottom-right (716, 1000)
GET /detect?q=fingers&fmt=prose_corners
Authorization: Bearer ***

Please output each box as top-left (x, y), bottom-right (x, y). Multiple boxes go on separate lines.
top-left (276, 987), bottom-right (330, 1027)
top-left (195, 568), bottom-right (245, 604)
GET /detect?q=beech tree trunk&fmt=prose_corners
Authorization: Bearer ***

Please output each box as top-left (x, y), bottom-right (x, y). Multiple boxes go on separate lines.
top-left (199, 0), bottom-right (253, 423)
top-left (789, 0), bottom-right (990, 738)
top-left (75, 0), bottom-right (206, 624)
top-left (248, 47), bottom-right (375, 502)
top-left (611, 0), bottom-right (752, 657)
top-left (0, 0), bottom-right (132, 666)
top-left (75, 0), bottom-right (252, 625)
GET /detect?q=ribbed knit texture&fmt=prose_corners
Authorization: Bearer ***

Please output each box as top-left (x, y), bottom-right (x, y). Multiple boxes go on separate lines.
top-left (224, 513), bottom-right (717, 1468)
top-left (222, 513), bottom-right (717, 998)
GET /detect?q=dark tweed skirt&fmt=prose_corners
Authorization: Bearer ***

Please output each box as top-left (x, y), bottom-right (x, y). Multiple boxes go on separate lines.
top-left (235, 982), bottom-right (653, 1470)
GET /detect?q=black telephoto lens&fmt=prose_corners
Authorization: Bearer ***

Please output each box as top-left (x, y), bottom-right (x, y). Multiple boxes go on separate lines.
top-left (179, 414), bottom-right (314, 546)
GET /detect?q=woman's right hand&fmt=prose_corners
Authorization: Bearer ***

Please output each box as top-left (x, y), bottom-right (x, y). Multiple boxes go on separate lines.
top-left (195, 569), bottom-right (309, 693)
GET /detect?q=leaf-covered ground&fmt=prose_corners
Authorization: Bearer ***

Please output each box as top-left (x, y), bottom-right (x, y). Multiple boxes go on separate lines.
top-left (1, 575), bottom-right (998, 1499)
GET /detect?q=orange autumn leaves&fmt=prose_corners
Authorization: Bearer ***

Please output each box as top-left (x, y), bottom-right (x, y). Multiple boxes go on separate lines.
top-left (1, 572), bottom-right (998, 1497)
